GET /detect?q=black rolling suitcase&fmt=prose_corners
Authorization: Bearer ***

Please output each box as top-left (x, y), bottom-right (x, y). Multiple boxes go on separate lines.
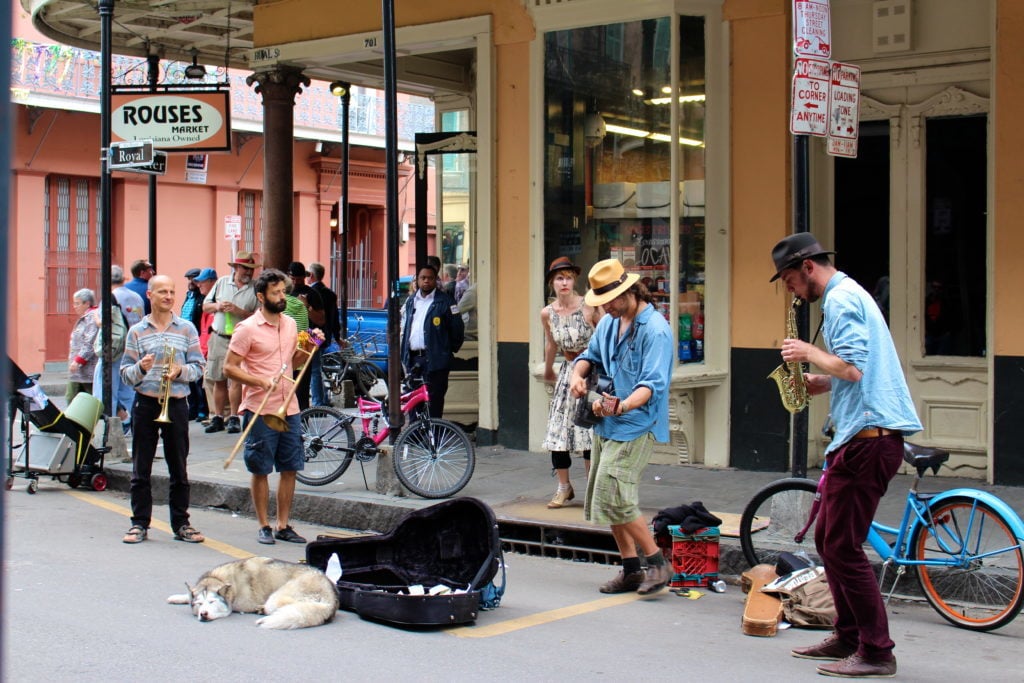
top-left (306, 497), bottom-right (501, 626)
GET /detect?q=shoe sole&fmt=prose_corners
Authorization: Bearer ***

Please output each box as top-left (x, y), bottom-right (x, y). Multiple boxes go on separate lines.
top-left (257, 537), bottom-right (276, 545)
top-left (636, 582), bottom-right (669, 596)
top-left (792, 652), bottom-right (849, 661)
top-left (816, 666), bottom-right (895, 678)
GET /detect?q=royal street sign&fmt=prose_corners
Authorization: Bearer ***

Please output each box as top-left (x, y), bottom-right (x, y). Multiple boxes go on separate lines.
top-left (108, 140), bottom-right (154, 168)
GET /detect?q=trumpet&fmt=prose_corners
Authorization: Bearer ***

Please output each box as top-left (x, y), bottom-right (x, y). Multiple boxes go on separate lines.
top-left (155, 345), bottom-right (176, 423)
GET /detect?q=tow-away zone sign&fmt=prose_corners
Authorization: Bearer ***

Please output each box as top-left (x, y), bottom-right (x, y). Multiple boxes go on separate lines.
top-left (790, 57), bottom-right (830, 136)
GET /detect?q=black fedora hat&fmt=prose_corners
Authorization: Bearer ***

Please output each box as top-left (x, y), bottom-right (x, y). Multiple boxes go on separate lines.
top-left (769, 233), bottom-right (835, 282)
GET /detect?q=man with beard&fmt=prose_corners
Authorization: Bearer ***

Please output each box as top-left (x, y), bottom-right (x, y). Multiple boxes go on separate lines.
top-left (202, 252), bottom-right (260, 434)
top-left (224, 268), bottom-right (311, 545)
top-left (569, 259), bottom-right (673, 596)
top-left (769, 233), bottom-right (921, 678)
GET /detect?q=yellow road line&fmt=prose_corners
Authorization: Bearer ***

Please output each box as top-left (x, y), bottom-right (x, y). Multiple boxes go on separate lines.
top-left (452, 592), bottom-right (644, 638)
top-left (64, 490), bottom-right (252, 559)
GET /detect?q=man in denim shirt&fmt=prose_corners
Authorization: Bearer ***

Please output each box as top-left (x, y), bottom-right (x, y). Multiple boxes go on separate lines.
top-left (570, 259), bottom-right (673, 596)
top-left (770, 233), bottom-right (921, 679)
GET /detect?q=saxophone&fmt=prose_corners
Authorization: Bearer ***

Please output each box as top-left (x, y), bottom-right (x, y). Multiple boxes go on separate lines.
top-left (767, 298), bottom-right (809, 413)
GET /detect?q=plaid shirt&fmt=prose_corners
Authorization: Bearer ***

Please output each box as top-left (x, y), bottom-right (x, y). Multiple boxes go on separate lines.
top-left (120, 315), bottom-right (205, 399)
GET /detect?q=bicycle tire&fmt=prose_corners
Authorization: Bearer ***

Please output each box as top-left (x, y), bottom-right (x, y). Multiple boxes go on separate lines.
top-left (297, 407), bottom-right (355, 486)
top-left (392, 417), bottom-right (475, 499)
top-left (911, 496), bottom-right (1024, 631)
top-left (739, 477), bottom-right (820, 569)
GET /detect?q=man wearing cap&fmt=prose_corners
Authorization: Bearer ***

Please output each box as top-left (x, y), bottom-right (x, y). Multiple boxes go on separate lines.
top-left (307, 262), bottom-right (339, 407)
top-left (202, 252), bottom-right (261, 434)
top-left (569, 258), bottom-right (674, 596)
top-left (286, 262), bottom-right (323, 410)
top-left (769, 233), bottom-right (921, 678)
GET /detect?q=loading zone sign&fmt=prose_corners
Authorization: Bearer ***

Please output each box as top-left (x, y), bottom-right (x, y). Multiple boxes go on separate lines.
top-left (790, 57), bottom-right (830, 136)
top-left (827, 61), bottom-right (861, 158)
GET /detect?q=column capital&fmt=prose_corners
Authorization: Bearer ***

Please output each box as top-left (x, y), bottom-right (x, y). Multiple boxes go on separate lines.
top-left (245, 67), bottom-right (311, 104)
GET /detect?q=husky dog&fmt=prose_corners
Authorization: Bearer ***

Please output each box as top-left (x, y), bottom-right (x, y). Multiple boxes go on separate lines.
top-left (167, 557), bottom-right (339, 629)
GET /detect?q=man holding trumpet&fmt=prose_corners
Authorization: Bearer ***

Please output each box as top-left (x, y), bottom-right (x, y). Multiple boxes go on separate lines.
top-left (120, 274), bottom-right (207, 544)
top-left (225, 268), bottom-right (321, 545)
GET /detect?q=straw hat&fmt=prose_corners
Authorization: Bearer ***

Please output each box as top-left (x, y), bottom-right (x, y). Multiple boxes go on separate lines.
top-left (584, 258), bottom-right (640, 307)
top-left (228, 251), bottom-right (262, 268)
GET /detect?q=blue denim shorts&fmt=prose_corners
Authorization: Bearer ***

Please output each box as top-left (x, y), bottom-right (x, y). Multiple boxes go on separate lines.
top-left (242, 411), bottom-right (304, 475)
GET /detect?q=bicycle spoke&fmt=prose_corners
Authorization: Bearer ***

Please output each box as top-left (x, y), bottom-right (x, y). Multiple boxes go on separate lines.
top-left (297, 407), bottom-right (354, 486)
top-left (393, 418), bottom-right (474, 499)
top-left (914, 498), bottom-right (1024, 630)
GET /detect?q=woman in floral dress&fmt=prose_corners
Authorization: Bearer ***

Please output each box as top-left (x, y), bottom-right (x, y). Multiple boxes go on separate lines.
top-left (540, 257), bottom-right (602, 508)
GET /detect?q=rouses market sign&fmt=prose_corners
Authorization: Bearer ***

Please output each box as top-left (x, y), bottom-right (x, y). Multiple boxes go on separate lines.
top-left (111, 91), bottom-right (231, 152)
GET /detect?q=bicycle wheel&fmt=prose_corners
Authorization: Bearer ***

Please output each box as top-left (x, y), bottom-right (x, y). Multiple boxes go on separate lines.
top-left (739, 477), bottom-right (820, 569)
top-left (911, 496), bottom-right (1024, 631)
top-left (392, 418), bottom-right (475, 499)
top-left (297, 407), bottom-right (355, 486)
top-left (350, 361), bottom-right (384, 397)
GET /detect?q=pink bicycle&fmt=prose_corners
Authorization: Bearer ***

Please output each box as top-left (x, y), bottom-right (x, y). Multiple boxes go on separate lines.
top-left (297, 375), bottom-right (475, 498)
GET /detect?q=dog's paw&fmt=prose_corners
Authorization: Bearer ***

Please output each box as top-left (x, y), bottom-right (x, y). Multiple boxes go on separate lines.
top-left (167, 593), bottom-right (191, 605)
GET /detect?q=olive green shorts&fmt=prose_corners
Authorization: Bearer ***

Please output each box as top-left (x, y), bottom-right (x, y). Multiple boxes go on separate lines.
top-left (584, 432), bottom-right (654, 526)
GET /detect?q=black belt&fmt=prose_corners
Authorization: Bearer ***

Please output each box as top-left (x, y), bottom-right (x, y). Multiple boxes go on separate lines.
top-left (409, 349), bottom-right (427, 357)
top-left (215, 332), bottom-right (232, 340)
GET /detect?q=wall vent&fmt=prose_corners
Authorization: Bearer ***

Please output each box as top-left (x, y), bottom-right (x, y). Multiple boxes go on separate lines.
top-left (872, 0), bottom-right (912, 54)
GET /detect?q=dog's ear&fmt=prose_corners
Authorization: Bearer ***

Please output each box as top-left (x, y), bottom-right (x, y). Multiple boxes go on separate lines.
top-left (217, 582), bottom-right (232, 596)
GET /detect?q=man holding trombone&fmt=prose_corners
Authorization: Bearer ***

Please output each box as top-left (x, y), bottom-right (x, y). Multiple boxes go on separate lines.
top-left (120, 274), bottom-right (207, 544)
top-left (225, 268), bottom-right (320, 545)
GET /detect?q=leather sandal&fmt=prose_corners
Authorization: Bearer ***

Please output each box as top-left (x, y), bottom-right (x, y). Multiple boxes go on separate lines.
top-left (122, 525), bottom-right (147, 544)
top-left (547, 484), bottom-right (575, 509)
top-left (174, 526), bottom-right (205, 543)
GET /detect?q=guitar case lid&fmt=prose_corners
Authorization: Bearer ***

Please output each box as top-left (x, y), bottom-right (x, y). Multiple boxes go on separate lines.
top-left (306, 497), bottom-right (501, 626)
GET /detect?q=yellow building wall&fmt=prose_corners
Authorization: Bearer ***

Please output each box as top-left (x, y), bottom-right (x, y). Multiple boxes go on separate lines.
top-left (725, 0), bottom-right (791, 349)
top-left (994, 0), bottom-right (1024, 357)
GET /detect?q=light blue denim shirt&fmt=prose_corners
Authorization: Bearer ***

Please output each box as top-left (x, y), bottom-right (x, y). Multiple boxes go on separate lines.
top-left (576, 302), bottom-right (673, 443)
top-left (823, 272), bottom-right (922, 453)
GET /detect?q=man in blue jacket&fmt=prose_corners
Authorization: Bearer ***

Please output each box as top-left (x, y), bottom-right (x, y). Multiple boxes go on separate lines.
top-left (401, 264), bottom-right (465, 418)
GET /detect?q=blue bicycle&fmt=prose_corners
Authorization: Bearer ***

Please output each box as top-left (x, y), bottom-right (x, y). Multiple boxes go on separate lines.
top-left (739, 442), bottom-right (1024, 631)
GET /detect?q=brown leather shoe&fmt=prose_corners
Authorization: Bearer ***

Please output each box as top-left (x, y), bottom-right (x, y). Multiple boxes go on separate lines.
top-left (817, 654), bottom-right (896, 678)
top-left (599, 570), bottom-right (644, 594)
top-left (637, 563), bottom-right (671, 595)
top-left (792, 634), bottom-right (858, 661)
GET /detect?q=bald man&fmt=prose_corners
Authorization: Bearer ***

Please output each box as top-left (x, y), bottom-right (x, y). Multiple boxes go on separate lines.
top-left (119, 274), bottom-right (207, 545)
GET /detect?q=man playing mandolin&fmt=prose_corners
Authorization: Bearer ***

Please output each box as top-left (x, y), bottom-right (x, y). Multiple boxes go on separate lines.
top-left (225, 268), bottom-right (321, 546)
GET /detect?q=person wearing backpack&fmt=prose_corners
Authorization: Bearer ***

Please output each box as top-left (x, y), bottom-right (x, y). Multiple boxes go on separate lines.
top-left (93, 265), bottom-right (145, 430)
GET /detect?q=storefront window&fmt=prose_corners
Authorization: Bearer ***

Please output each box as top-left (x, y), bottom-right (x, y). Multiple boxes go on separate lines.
top-left (543, 16), bottom-right (707, 363)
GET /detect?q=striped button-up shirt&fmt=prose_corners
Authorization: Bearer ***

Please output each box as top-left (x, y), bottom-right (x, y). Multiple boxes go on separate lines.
top-left (120, 315), bottom-right (205, 399)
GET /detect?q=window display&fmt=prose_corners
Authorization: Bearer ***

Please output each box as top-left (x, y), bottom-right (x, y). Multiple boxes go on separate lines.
top-left (544, 16), bottom-right (707, 363)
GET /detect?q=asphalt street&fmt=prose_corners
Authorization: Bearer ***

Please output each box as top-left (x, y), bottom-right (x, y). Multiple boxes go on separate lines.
top-left (3, 487), bottom-right (1023, 682)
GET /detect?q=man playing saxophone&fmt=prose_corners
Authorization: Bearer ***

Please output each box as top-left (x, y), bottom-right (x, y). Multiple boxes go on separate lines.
top-left (120, 274), bottom-right (207, 544)
top-left (769, 233), bottom-right (921, 678)
top-left (224, 268), bottom-right (317, 545)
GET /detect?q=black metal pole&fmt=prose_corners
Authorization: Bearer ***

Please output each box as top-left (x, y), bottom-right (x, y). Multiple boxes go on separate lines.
top-left (340, 88), bottom-right (351, 339)
top-left (147, 53), bottom-right (159, 269)
top-left (98, 0), bottom-right (114, 418)
top-left (792, 133), bottom-right (811, 478)
top-left (382, 0), bottom-right (402, 443)
top-left (0, 0), bottom-right (14, 644)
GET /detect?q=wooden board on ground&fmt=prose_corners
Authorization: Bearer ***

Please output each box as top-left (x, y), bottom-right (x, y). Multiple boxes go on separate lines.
top-left (717, 511), bottom-right (768, 538)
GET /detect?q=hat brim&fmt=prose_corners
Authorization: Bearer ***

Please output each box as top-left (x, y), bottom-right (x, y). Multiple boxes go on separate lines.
top-left (769, 250), bottom-right (834, 282)
top-left (585, 272), bottom-right (641, 307)
top-left (547, 264), bottom-right (581, 280)
top-left (228, 261), bottom-right (262, 268)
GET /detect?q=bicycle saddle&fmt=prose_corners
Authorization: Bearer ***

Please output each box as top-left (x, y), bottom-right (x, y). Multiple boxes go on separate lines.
top-left (903, 441), bottom-right (950, 475)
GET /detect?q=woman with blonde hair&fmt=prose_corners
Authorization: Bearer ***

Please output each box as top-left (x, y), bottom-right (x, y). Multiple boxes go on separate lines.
top-left (540, 256), bottom-right (602, 508)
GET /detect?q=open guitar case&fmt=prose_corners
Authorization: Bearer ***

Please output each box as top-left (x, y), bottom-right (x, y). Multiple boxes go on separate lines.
top-left (306, 497), bottom-right (501, 627)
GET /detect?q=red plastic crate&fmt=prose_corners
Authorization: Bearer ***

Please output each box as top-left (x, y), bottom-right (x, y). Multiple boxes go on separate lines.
top-left (663, 526), bottom-right (720, 588)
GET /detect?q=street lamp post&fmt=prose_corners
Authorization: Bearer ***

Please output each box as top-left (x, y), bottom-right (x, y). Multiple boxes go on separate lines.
top-left (330, 81), bottom-right (352, 339)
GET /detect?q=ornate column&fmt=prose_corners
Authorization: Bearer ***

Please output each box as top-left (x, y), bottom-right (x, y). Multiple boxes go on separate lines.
top-left (246, 67), bottom-right (310, 271)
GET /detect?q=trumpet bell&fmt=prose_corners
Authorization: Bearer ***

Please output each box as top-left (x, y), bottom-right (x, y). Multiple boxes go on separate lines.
top-left (262, 408), bottom-right (290, 432)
